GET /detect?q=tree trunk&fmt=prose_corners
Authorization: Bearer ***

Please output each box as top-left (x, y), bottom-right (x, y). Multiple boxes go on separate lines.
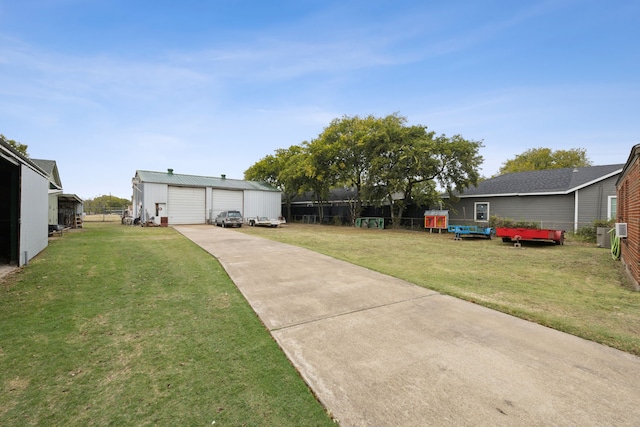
top-left (315, 195), bottom-right (325, 223)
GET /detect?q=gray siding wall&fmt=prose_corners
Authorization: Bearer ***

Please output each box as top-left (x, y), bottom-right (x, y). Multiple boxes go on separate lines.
top-left (447, 194), bottom-right (575, 230)
top-left (576, 175), bottom-right (617, 225)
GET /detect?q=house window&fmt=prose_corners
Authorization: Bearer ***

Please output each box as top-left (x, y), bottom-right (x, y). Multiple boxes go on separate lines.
top-left (608, 196), bottom-right (617, 221)
top-left (475, 202), bottom-right (489, 222)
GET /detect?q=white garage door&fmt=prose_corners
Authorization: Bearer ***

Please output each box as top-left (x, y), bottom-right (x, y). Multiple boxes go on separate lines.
top-left (211, 189), bottom-right (244, 217)
top-left (168, 186), bottom-right (205, 224)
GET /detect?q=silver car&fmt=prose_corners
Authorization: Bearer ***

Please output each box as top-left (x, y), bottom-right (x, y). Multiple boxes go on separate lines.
top-left (215, 210), bottom-right (243, 228)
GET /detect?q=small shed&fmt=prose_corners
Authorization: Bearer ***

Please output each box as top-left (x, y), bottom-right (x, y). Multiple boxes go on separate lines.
top-left (0, 140), bottom-right (49, 266)
top-left (424, 210), bottom-right (449, 231)
top-left (132, 169), bottom-right (282, 225)
top-left (31, 159), bottom-right (84, 229)
top-left (31, 158), bottom-right (63, 226)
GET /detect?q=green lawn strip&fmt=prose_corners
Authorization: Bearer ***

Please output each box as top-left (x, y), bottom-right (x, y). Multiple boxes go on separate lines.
top-left (0, 223), bottom-right (334, 426)
top-left (238, 224), bottom-right (640, 356)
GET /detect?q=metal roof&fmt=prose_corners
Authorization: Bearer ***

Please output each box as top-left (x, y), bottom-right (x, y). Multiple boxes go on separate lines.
top-left (448, 164), bottom-right (624, 198)
top-left (134, 170), bottom-right (280, 192)
top-left (59, 193), bottom-right (84, 203)
top-left (0, 139), bottom-right (48, 177)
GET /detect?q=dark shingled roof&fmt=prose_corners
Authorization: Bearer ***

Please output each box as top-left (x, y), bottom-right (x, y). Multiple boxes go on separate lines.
top-left (31, 158), bottom-right (63, 190)
top-left (452, 164), bottom-right (624, 197)
top-left (290, 187), bottom-right (357, 203)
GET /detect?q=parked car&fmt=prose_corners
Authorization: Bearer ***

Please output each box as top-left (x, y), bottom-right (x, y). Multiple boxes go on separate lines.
top-left (215, 210), bottom-right (243, 228)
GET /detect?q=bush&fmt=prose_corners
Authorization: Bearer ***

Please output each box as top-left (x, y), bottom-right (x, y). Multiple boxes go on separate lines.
top-left (575, 219), bottom-right (615, 242)
top-left (489, 215), bottom-right (540, 229)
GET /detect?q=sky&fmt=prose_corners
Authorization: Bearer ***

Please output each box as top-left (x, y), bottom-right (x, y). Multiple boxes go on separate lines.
top-left (0, 0), bottom-right (638, 200)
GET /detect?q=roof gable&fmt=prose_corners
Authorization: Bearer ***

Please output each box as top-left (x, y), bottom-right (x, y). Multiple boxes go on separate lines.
top-left (453, 164), bottom-right (624, 198)
top-left (31, 159), bottom-right (63, 190)
top-left (133, 170), bottom-right (280, 192)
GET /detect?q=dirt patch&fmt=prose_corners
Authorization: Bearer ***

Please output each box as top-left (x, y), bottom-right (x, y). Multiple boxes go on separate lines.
top-left (0, 265), bottom-right (17, 282)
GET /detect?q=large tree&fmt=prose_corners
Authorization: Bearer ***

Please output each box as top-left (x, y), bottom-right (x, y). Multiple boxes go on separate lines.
top-left (369, 118), bottom-right (483, 226)
top-left (311, 115), bottom-right (383, 223)
top-left (84, 195), bottom-right (130, 214)
top-left (244, 113), bottom-right (484, 226)
top-left (245, 145), bottom-right (309, 219)
top-left (302, 139), bottom-right (337, 223)
top-left (1, 134), bottom-right (28, 156)
top-left (497, 147), bottom-right (591, 175)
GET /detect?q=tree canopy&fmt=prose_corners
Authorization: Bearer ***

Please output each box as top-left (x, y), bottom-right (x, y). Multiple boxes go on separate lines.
top-left (1, 134), bottom-right (28, 157)
top-left (245, 113), bottom-right (484, 226)
top-left (84, 195), bottom-right (131, 214)
top-left (497, 147), bottom-right (591, 175)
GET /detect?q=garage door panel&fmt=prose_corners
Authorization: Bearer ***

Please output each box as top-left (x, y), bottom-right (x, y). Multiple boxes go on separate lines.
top-left (168, 186), bottom-right (205, 224)
top-left (211, 190), bottom-right (243, 217)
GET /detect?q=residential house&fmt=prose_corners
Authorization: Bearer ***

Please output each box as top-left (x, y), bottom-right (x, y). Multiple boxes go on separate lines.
top-left (443, 164), bottom-right (623, 232)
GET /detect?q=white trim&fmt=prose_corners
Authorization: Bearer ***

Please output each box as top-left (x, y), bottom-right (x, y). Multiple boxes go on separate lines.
top-left (571, 169), bottom-right (622, 192)
top-left (574, 190), bottom-right (579, 232)
top-left (608, 195), bottom-right (617, 220)
top-left (474, 201), bottom-right (490, 222)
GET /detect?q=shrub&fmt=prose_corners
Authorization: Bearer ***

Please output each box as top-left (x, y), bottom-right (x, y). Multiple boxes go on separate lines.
top-left (575, 219), bottom-right (615, 242)
top-left (489, 215), bottom-right (540, 229)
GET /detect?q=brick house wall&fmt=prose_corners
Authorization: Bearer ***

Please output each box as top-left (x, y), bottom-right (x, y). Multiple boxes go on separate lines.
top-left (617, 144), bottom-right (640, 289)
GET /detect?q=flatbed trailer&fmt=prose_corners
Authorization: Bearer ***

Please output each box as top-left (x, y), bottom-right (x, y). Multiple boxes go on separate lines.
top-left (448, 225), bottom-right (493, 240)
top-left (495, 227), bottom-right (564, 246)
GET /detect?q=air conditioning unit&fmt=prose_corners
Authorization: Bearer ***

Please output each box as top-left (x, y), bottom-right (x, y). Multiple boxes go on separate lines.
top-left (615, 223), bottom-right (628, 238)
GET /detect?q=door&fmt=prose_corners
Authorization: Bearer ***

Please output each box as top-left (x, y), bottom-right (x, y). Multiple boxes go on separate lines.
top-left (168, 186), bottom-right (205, 224)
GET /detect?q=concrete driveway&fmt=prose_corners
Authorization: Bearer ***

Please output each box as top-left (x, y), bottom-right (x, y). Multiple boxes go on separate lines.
top-left (174, 225), bottom-right (640, 426)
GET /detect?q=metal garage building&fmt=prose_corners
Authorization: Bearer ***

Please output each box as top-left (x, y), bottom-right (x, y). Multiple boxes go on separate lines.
top-left (131, 169), bottom-right (282, 225)
top-left (0, 139), bottom-right (49, 266)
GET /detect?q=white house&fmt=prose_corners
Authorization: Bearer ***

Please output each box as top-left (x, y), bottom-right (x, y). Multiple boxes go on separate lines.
top-left (132, 169), bottom-right (282, 225)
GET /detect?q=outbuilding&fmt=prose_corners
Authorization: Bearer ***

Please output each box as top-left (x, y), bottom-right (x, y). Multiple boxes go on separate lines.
top-left (0, 139), bottom-right (49, 266)
top-left (132, 169), bottom-right (282, 225)
top-left (31, 159), bottom-right (84, 229)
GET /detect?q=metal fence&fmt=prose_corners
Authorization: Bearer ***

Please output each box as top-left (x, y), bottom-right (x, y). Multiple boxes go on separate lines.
top-left (289, 215), bottom-right (428, 230)
top-left (287, 215), bottom-right (610, 233)
top-left (82, 213), bottom-right (124, 223)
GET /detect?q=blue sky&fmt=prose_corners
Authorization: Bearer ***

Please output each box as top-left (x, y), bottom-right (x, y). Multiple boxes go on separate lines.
top-left (1, 0), bottom-right (638, 200)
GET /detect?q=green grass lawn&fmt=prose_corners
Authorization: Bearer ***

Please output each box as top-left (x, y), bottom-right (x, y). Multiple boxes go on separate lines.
top-left (238, 223), bottom-right (640, 356)
top-left (0, 223), bottom-right (335, 426)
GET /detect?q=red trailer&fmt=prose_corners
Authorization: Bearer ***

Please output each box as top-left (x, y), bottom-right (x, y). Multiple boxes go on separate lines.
top-left (495, 227), bottom-right (564, 246)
